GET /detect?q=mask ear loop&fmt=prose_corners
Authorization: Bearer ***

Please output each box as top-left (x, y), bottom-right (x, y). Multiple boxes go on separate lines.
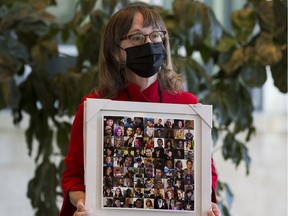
top-left (115, 45), bottom-right (129, 89)
top-left (117, 44), bottom-right (126, 51)
top-left (115, 44), bottom-right (126, 67)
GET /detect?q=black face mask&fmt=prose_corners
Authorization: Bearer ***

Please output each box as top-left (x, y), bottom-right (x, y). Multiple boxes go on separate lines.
top-left (123, 42), bottom-right (166, 78)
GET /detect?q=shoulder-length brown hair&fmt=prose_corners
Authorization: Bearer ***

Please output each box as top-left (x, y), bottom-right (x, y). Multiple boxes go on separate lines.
top-left (96, 3), bottom-right (183, 98)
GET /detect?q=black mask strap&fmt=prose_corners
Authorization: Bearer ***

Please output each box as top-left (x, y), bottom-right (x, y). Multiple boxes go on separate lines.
top-left (117, 44), bottom-right (125, 51)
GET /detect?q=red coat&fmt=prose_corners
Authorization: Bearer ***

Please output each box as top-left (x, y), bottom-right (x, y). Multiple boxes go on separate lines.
top-left (59, 80), bottom-right (218, 215)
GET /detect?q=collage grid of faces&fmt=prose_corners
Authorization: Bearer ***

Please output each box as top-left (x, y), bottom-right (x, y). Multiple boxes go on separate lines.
top-left (102, 115), bottom-right (195, 211)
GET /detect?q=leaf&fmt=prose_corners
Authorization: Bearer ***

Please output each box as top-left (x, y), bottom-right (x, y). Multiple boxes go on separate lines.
top-left (215, 34), bottom-right (237, 52)
top-left (61, 24), bottom-right (70, 42)
top-left (203, 6), bottom-right (226, 49)
top-left (0, 34), bottom-right (30, 63)
top-left (231, 6), bottom-right (256, 43)
top-left (173, 0), bottom-right (207, 48)
top-left (0, 53), bottom-right (22, 81)
top-left (254, 34), bottom-right (283, 66)
top-left (78, 66), bottom-right (99, 97)
top-left (53, 71), bottom-right (80, 116)
top-left (273, 0), bottom-right (287, 44)
top-left (222, 133), bottom-right (251, 174)
top-left (31, 73), bottom-right (57, 114)
top-left (0, 82), bottom-right (9, 109)
top-left (102, 0), bottom-right (118, 15)
top-left (0, 2), bottom-right (55, 32)
top-left (211, 126), bottom-right (218, 145)
top-left (29, 0), bottom-right (55, 10)
top-left (34, 112), bottom-right (53, 162)
top-left (56, 121), bottom-right (71, 155)
top-left (216, 180), bottom-right (234, 216)
top-left (232, 84), bottom-right (255, 135)
top-left (79, 0), bottom-right (97, 16)
top-left (217, 201), bottom-right (231, 216)
top-left (172, 56), bottom-right (206, 95)
top-left (218, 48), bottom-right (245, 76)
top-left (27, 160), bottom-right (59, 215)
top-left (240, 62), bottom-right (267, 88)
top-left (257, 1), bottom-right (276, 33)
top-left (270, 49), bottom-right (288, 93)
top-left (25, 118), bottom-right (35, 156)
top-left (31, 39), bottom-right (58, 66)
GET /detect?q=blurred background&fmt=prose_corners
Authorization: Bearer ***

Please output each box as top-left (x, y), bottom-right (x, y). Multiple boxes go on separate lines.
top-left (0, 0), bottom-right (287, 215)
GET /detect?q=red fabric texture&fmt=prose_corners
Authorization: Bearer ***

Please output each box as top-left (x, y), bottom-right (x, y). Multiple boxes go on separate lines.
top-left (59, 80), bottom-right (218, 215)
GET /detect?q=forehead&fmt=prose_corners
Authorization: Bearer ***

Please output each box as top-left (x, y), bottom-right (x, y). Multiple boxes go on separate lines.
top-left (128, 12), bottom-right (158, 34)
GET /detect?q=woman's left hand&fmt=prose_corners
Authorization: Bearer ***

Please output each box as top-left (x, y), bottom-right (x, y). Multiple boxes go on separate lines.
top-left (208, 202), bottom-right (221, 216)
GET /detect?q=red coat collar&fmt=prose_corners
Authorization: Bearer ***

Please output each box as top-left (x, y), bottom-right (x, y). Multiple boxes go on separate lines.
top-left (114, 80), bottom-right (161, 102)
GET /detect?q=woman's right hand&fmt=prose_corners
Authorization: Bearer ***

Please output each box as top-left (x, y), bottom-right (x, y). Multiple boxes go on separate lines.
top-left (69, 191), bottom-right (92, 216)
top-left (73, 198), bottom-right (91, 216)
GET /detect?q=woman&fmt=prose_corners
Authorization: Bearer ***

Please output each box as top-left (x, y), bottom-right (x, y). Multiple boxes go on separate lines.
top-left (144, 137), bottom-right (154, 148)
top-left (104, 147), bottom-right (114, 157)
top-left (60, 3), bottom-right (219, 216)
top-left (185, 139), bottom-right (193, 151)
top-left (145, 198), bottom-right (154, 209)
top-left (114, 126), bottom-right (124, 137)
top-left (114, 187), bottom-right (124, 198)
top-left (103, 187), bottom-right (113, 197)
top-left (124, 136), bottom-right (134, 147)
top-left (165, 138), bottom-right (174, 150)
top-left (104, 166), bottom-right (113, 178)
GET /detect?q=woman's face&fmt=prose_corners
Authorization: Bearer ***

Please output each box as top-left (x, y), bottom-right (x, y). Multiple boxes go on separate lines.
top-left (116, 128), bottom-right (122, 136)
top-left (119, 12), bottom-right (157, 62)
top-left (136, 127), bottom-right (142, 135)
top-left (107, 148), bottom-right (112, 155)
top-left (145, 149), bottom-right (152, 157)
top-left (116, 188), bottom-right (121, 195)
top-left (126, 128), bottom-right (133, 136)
top-left (106, 167), bottom-right (112, 174)
top-left (146, 200), bottom-right (151, 206)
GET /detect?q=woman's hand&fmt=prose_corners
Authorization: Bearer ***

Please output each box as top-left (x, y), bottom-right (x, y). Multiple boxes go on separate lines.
top-left (69, 191), bottom-right (92, 216)
top-left (73, 198), bottom-right (91, 216)
top-left (208, 202), bottom-right (221, 216)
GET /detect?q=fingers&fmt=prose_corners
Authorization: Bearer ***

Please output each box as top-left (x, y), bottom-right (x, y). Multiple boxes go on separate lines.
top-left (77, 202), bottom-right (88, 212)
top-left (73, 199), bottom-right (92, 216)
top-left (208, 202), bottom-right (221, 216)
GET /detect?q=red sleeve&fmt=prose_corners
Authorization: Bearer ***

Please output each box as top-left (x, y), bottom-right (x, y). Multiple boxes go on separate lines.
top-left (59, 94), bottom-right (96, 216)
top-left (211, 158), bottom-right (218, 203)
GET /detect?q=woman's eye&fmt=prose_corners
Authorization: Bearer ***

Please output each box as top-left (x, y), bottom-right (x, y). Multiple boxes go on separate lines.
top-left (151, 33), bottom-right (160, 38)
top-left (132, 34), bottom-right (144, 41)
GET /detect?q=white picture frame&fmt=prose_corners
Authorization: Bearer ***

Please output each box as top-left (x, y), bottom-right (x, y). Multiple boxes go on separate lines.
top-left (84, 98), bottom-right (212, 216)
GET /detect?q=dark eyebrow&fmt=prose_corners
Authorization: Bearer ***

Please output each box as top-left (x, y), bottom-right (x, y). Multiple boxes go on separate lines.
top-left (127, 28), bottom-right (160, 35)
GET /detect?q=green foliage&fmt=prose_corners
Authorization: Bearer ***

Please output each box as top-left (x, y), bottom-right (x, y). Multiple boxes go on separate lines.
top-left (216, 180), bottom-right (234, 216)
top-left (0, 0), bottom-right (286, 215)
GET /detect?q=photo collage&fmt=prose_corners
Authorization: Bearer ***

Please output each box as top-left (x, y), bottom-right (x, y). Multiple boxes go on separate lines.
top-left (102, 115), bottom-right (195, 211)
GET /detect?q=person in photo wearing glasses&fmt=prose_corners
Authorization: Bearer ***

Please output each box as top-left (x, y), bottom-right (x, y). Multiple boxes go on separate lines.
top-left (60, 3), bottom-right (219, 216)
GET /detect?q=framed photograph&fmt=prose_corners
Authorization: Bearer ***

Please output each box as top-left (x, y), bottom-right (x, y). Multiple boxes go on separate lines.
top-left (84, 98), bottom-right (212, 216)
